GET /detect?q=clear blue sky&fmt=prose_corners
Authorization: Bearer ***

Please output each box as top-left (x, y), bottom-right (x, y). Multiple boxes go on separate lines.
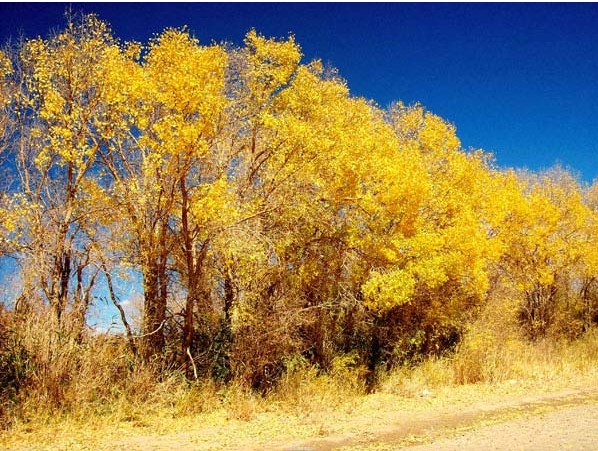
top-left (1, 3), bottom-right (597, 181)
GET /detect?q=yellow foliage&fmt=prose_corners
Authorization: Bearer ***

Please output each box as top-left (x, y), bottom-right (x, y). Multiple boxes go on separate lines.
top-left (363, 269), bottom-right (416, 310)
top-left (245, 29), bottom-right (302, 97)
top-left (0, 50), bottom-right (11, 77)
top-left (2, 15), bottom-right (598, 408)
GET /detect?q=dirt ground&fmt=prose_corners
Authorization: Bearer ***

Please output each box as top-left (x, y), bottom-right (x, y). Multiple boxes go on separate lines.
top-left (3, 381), bottom-right (598, 450)
top-left (297, 386), bottom-right (598, 451)
top-left (405, 404), bottom-right (598, 451)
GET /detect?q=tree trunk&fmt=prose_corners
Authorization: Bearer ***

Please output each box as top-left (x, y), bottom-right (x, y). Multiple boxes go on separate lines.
top-left (141, 256), bottom-right (167, 361)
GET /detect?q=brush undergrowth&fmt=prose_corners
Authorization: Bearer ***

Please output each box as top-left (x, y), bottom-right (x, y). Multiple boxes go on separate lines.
top-left (2, 306), bottom-right (598, 433)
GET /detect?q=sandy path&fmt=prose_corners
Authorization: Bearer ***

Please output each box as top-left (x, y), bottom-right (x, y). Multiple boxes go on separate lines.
top-left (294, 387), bottom-right (598, 451)
top-left (405, 403), bottom-right (598, 451)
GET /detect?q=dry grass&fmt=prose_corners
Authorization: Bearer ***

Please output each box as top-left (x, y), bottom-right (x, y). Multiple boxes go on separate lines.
top-left (3, 304), bottom-right (598, 450)
top-left (379, 326), bottom-right (598, 398)
top-left (271, 353), bottom-right (367, 415)
top-left (4, 361), bottom-right (598, 451)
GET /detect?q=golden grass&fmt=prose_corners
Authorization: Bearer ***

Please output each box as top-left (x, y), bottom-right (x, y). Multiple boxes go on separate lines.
top-left (379, 327), bottom-right (598, 399)
top-left (5, 369), bottom-right (598, 451)
top-left (3, 309), bottom-right (598, 450)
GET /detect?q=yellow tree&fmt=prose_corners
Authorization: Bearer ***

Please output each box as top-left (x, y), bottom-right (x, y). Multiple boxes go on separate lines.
top-left (0, 49), bottom-right (14, 257)
top-left (143, 29), bottom-right (230, 365)
top-left (581, 182), bottom-right (598, 329)
top-left (241, 59), bottom-right (382, 376)
top-left (94, 30), bottom-right (178, 360)
top-left (358, 104), bottom-right (504, 362)
top-left (6, 16), bottom-right (114, 326)
top-left (97, 27), bottom-right (239, 362)
top-left (498, 168), bottom-right (592, 338)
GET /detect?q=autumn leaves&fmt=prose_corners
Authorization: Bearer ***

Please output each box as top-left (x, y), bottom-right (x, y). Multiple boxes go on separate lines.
top-left (0, 15), bottom-right (596, 385)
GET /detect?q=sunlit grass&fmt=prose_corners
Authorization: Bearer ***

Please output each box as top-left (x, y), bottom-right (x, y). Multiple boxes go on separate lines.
top-left (3, 328), bottom-right (598, 450)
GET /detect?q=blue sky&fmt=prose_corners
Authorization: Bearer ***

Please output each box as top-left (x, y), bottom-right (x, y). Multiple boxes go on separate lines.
top-left (1, 2), bottom-right (597, 181)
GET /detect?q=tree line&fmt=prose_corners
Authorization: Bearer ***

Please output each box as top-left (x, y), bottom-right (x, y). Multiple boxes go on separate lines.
top-left (1, 15), bottom-right (597, 390)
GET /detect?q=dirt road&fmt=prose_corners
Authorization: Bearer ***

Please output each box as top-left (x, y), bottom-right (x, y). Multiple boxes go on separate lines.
top-left (292, 387), bottom-right (598, 451)
top-left (405, 403), bottom-right (598, 451)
